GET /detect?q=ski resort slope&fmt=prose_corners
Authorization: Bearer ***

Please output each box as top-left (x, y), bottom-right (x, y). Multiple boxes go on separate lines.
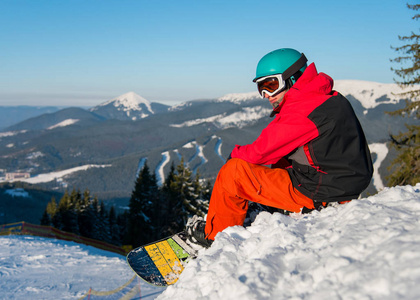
top-left (160, 184), bottom-right (420, 300)
top-left (0, 235), bottom-right (164, 299)
top-left (1, 184), bottom-right (420, 299)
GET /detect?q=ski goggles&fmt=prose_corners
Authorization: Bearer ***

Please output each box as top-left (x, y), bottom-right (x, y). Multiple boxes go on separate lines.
top-left (255, 74), bottom-right (286, 98)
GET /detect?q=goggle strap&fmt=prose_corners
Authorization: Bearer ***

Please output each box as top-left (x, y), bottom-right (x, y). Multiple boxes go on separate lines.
top-left (281, 53), bottom-right (308, 81)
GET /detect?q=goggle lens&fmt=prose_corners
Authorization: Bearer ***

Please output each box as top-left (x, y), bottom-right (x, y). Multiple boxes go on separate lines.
top-left (258, 78), bottom-right (279, 94)
top-left (256, 75), bottom-right (285, 97)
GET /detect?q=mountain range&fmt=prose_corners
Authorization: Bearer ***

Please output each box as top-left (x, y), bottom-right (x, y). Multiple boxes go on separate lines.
top-left (0, 81), bottom-right (417, 205)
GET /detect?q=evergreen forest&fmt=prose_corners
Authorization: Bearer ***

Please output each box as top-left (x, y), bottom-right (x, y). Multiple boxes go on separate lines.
top-left (41, 159), bottom-right (211, 248)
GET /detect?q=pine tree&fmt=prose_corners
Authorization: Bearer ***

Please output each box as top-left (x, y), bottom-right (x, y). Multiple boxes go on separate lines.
top-left (77, 189), bottom-right (95, 239)
top-left (96, 201), bottom-right (111, 243)
top-left (51, 192), bottom-right (67, 229)
top-left (61, 189), bottom-right (80, 234)
top-left (45, 196), bottom-right (58, 224)
top-left (161, 159), bottom-right (210, 235)
top-left (40, 187), bottom-right (128, 246)
top-left (118, 210), bottom-right (130, 245)
top-left (108, 206), bottom-right (121, 245)
top-left (90, 196), bottom-right (101, 240)
top-left (160, 163), bottom-right (179, 235)
top-left (40, 209), bottom-right (51, 226)
top-left (148, 172), bottom-right (162, 239)
top-left (388, 3), bottom-right (420, 186)
top-left (127, 162), bottom-right (158, 247)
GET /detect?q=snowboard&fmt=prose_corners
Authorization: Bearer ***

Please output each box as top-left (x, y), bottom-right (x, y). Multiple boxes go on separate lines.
top-left (126, 232), bottom-right (199, 287)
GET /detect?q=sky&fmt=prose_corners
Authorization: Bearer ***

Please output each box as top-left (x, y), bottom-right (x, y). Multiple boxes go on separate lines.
top-left (0, 0), bottom-right (416, 107)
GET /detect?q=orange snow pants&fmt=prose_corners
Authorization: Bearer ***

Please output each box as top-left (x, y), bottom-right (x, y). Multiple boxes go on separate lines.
top-left (205, 158), bottom-right (315, 240)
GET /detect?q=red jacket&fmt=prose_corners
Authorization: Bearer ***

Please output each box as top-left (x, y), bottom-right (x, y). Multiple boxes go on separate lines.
top-left (231, 63), bottom-right (373, 202)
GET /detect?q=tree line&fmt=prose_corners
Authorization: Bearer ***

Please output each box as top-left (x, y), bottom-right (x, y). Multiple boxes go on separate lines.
top-left (41, 159), bottom-right (211, 248)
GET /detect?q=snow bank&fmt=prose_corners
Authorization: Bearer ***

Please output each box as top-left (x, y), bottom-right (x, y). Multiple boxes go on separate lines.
top-left (160, 184), bottom-right (420, 300)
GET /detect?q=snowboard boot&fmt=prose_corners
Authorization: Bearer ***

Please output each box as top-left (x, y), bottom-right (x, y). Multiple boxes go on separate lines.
top-left (185, 215), bottom-right (213, 248)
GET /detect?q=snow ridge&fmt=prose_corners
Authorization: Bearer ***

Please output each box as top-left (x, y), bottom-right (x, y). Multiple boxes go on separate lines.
top-left (217, 92), bottom-right (260, 103)
top-left (334, 80), bottom-right (418, 109)
top-left (170, 106), bottom-right (271, 129)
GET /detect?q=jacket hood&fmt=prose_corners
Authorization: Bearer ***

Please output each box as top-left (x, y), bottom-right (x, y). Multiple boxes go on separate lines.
top-left (291, 63), bottom-right (334, 96)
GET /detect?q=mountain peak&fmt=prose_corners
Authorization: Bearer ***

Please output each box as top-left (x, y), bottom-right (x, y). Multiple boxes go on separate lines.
top-left (101, 92), bottom-right (153, 113)
top-left (90, 92), bottom-right (155, 120)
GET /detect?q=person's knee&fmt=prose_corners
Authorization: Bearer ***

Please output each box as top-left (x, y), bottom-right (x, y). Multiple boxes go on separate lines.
top-left (221, 157), bottom-right (245, 172)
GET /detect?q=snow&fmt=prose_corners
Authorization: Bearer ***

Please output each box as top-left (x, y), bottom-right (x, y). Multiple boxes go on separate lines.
top-left (170, 106), bottom-right (271, 129)
top-left (159, 184), bottom-right (420, 300)
top-left (2, 184), bottom-right (420, 299)
top-left (369, 143), bottom-right (389, 191)
top-left (0, 130), bottom-right (27, 138)
top-left (169, 102), bottom-right (192, 112)
top-left (47, 119), bottom-right (79, 130)
top-left (1, 164), bottom-right (112, 184)
top-left (26, 151), bottom-right (44, 159)
top-left (334, 80), bottom-right (418, 109)
top-left (0, 235), bottom-right (163, 299)
top-left (155, 151), bottom-right (170, 186)
top-left (95, 92), bottom-right (154, 115)
top-left (213, 135), bottom-right (226, 163)
top-left (136, 157), bottom-right (147, 178)
top-left (185, 141), bottom-right (207, 173)
top-left (5, 188), bottom-right (29, 198)
top-left (182, 141), bottom-right (196, 149)
top-left (217, 92), bottom-right (260, 103)
top-left (216, 106), bottom-right (270, 128)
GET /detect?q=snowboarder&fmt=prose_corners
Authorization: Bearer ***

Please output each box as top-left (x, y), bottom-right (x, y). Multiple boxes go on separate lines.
top-left (186, 48), bottom-right (373, 248)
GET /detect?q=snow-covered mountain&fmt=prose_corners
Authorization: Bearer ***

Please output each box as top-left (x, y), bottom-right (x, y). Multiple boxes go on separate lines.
top-left (334, 80), bottom-right (417, 109)
top-left (2, 184), bottom-right (420, 299)
top-left (90, 91), bottom-right (169, 121)
top-left (0, 79), bottom-right (417, 203)
top-left (213, 80), bottom-right (418, 110)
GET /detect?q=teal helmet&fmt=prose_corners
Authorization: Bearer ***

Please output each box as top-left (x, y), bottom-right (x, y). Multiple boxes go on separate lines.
top-left (253, 48), bottom-right (308, 83)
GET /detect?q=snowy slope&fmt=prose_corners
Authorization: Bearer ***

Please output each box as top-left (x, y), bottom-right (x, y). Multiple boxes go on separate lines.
top-left (159, 184), bottom-right (420, 300)
top-left (0, 235), bottom-right (163, 299)
top-left (2, 184), bottom-right (420, 299)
